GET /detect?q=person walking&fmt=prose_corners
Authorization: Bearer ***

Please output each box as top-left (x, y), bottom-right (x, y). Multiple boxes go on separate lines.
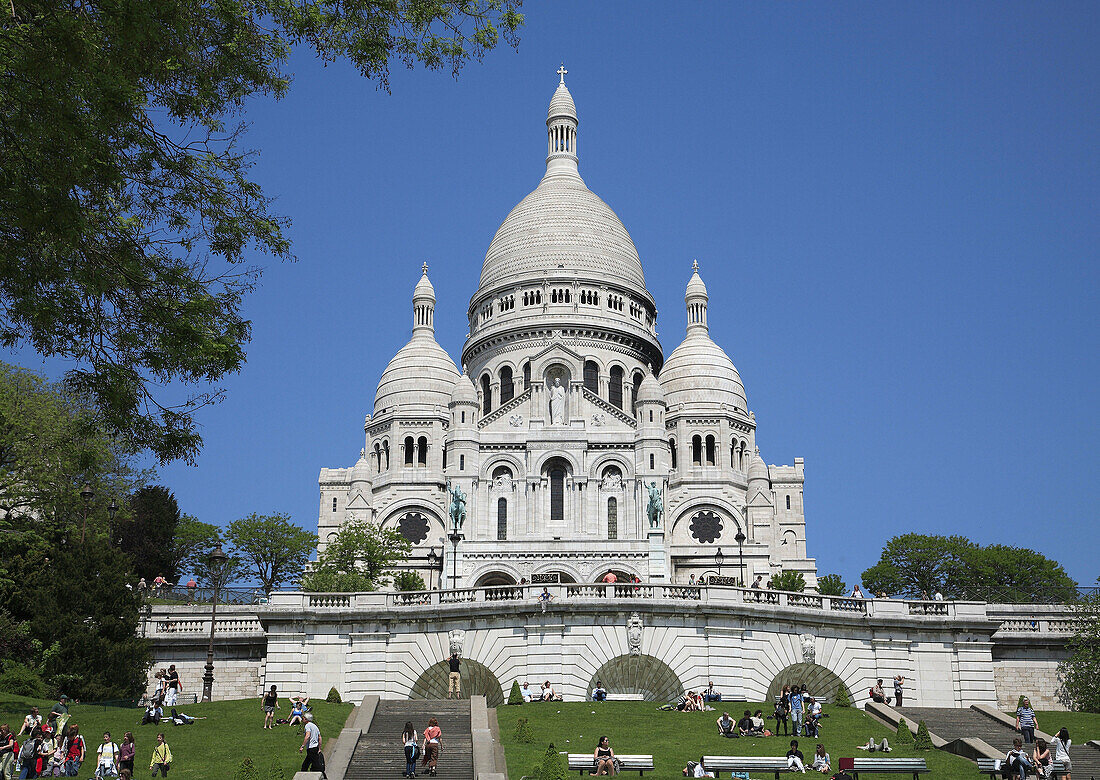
top-left (446, 653), bottom-right (461, 699)
top-left (1016, 698), bottom-right (1038, 744)
top-left (15, 727), bottom-right (40, 780)
top-left (401, 721), bottom-right (418, 778)
top-left (261, 686), bottom-right (279, 729)
top-left (118, 733), bottom-right (135, 776)
top-left (94, 731), bottom-right (119, 778)
top-left (299, 714), bottom-right (325, 779)
top-left (149, 734), bottom-right (171, 777)
top-left (163, 666), bottom-right (181, 708)
top-left (0, 725), bottom-right (16, 780)
top-left (62, 725), bottom-right (85, 777)
top-left (421, 718), bottom-right (442, 777)
top-left (893, 676), bottom-right (905, 708)
top-left (790, 686), bottom-right (804, 737)
top-left (1051, 728), bottom-right (1071, 780)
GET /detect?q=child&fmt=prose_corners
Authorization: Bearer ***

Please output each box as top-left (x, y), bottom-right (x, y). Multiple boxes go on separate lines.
top-left (95, 731), bottom-right (120, 778)
top-left (150, 734), bottom-right (172, 777)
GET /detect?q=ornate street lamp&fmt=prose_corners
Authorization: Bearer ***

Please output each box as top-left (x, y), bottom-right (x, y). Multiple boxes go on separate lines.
top-left (201, 544), bottom-right (228, 702)
top-left (735, 531), bottom-right (747, 587)
top-left (79, 483), bottom-right (94, 543)
top-left (714, 547), bottom-right (724, 580)
top-left (426, 548), bottom-right (439, 590)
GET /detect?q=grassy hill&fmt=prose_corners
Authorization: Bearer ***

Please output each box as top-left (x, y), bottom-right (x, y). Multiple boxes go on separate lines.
top-left (0, 692), bottom-right (352, 779)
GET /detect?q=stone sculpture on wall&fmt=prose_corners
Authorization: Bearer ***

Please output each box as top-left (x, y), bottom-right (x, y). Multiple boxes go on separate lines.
top-left (627, 612), bottom-right (643, 656)
top-left (549, 376), bottom-right (567, 424)
top-left (448, 629), bottom-right (465, 657)
top-left (800, 633), bottom-right (816, 664)
top-left (646, 482), bottom-right (663, 528)
top-left (446, 481), bottom-right (466, 532)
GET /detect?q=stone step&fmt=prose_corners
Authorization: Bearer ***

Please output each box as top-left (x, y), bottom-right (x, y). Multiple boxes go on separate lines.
top-left (349, 700), bottom-right (475, 780)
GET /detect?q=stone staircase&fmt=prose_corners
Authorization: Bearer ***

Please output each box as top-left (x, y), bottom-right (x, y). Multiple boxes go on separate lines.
top-left (899, 707), bottom-right (1100, 779)
top-left (346, 699), bottom-right (473, 780)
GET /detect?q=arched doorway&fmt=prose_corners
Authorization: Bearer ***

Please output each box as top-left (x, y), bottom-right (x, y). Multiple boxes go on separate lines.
top-left (410, 659), bottom-right (505, 707)
top-left (592, 569), bottom-right (635, 583)
top-left (767, 663), bottom-right (847, 703)
top-left (474, 571), bottom-right (517, 586)
top-left (588, 654), bottom-right (683, 702)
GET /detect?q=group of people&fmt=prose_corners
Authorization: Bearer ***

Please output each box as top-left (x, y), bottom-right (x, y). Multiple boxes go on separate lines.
top-left (774, 685), bottom-right (825, 737)
top-left (868, 676), bottom-right (906, 707)
top-left (260, 685), bottom-right (311, 729)
top-left (518, 681), bottom-right (561, 703)
top-left (1004, 698), bottom-right (1074, 780)
top-left (400, 718), bottom-right (443, 778)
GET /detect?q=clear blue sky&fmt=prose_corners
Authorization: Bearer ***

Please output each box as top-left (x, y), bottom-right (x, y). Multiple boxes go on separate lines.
top-left (15, 3), bottom-right (1099, 587)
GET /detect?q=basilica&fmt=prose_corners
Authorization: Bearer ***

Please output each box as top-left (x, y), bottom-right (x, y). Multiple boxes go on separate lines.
top-left (317, 71), bottom-right (817, 589)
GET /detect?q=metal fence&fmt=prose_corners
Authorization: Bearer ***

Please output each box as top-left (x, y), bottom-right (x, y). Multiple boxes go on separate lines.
top-left (143, 584), bottom-right (267, 605)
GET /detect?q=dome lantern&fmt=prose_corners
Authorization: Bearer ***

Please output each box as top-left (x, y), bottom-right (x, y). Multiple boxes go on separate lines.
top-left (546, 64), bottom-right (579, 178)
top-left (412, 262), bottom-right (436, 336)
top-left (685, 259), bottom-right (709, 335)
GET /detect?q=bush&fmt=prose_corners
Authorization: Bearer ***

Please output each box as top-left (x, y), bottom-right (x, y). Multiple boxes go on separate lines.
top-left (534, 743), bottom-right (569, 780)
top-left (508, 680), bottom-right (524, 705)
top-left (896, 717), bottom-right (914, 744)
top-left (834, 683), bottom-right (851, 708)
top-left (326, 687), bottom-right (342, 703)
top-left (514, 717), bottom-right (535, 743)
top-left (1016, 694), bottom-right (1028, 710)
top-left (394, 571), bottom-right (426, 591)
top-left (234, 757), bottom-right (260, 780)
top-left (769, 570), bottom-right (807, 593)
top-left (914, 720), bottom-right (933, 750)
top-left (268, 756), bottom-right (286, 780)
top-left (817, 574), bottom-right (846, 596)
top-left (0, 662), bottom-right (49, 698)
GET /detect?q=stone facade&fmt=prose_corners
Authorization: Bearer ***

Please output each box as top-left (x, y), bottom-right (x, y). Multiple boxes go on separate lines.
top-left (316, 71), bottom-right (815, 589)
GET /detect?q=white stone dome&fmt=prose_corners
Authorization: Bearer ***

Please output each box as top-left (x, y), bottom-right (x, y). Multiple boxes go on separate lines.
top-left (636, 370), bottom-right (664, 404)
top-left (660, 333), bottom-right (748, 413)
top-left (748, 449), bottom-right (769, 483)
top-left (450, 371), bottom-right (479, 405)
top-left (350, 451), bottom-right (372, 485)
top-left (374, 337), bottom-right (458, 415)
top-left (547, 82), bottom-right (576, 121)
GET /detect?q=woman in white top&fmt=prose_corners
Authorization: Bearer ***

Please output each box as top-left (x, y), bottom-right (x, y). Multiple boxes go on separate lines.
top-left (1051, 728), bottom-right (1072, 780)
top-left (811, 744), bottom-right (831, 774)
top-left (401, 720), bottom-right (418, 778)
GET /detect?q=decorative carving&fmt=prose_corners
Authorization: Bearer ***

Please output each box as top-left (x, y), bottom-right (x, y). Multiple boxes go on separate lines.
top-left (800, 633), bottom-right (816, 664)
top-left (591, 413), bottom-right (606, 427)
top-left (548, 376), bottom-right (567, 424)
top-left (448, 629), bottom-right (465, 657)
top-left (493, 476), bottom-right (514, 492)
top-left (627, 612), bottom-right (643, 656)
top-left (645, 482), bottom-right (664, 528)
top-left (600, 473), bottom-right (622, 491)
top-left (508, 414), bottom-right (523, 427)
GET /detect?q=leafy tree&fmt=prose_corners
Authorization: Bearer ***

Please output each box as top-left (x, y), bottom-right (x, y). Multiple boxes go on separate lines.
top-left (508, 681), bottom-right (524, 706)
top-left (834, 683), bottom-right (851, 708)
top-left (1058, 582), bottom-right (1100, 712)
top-left (169, 515), bottom-right (224, 580)
top-left (895, 717), bottom-right (914, 744)
top-left (394, 571), bottom-right (426, 591)
top-left (914, 721), bottom-right (933, 750)
top-left (514, 717), bottom-right (535, 742)
top-left (227, 513), bottom-right (316, 593)
top-left (0, 0), bottom-right (522, 463)
top-left (301, 519), bottom-right (410, 592)
top-left (119, 486), bottom-right (181, 581)
top-left (193, 548), bottom-right (249, 589)
top-left (769, 570), bottom-right (806, 593)
top-left (861, 534), bottom-right (971, 598)
top-left (268, 756), bottom-right (287, 780)
top-left (816, 574), bottom-right (846, 596)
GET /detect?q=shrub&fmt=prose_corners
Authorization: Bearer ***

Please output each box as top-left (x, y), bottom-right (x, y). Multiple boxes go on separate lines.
top-left (0, 662), bottom-right (49, 698)
top-left (1016, 694), bottom-right (1028, 710)
top-left (394, 571), bottom-right (426, 591)
top-left (268, 756), bottom-right (286, 780)
top-left (234, 757), bottom-right (260, 780)
top-left (326, 687), bottom-right (342, 703)
top-left (769, 570), bottom-right (807, 593)
top-left (534, 742), bottom-right (568, 780)
top-left (508, 680), bottom-right (524, 705)
top-left (817, 574), bottom-right (846, 596)
top-left (914, 720), bottom-right (933, 750)
top-left (896, 717), bottom-right (914, 744)
top-left (514, 717), bottom-right (535, 743)
top-left (833, 683), bottom-right (851, 708)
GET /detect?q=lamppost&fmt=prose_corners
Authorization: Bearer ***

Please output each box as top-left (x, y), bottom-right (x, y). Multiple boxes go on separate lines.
top-left (426, 548), bottom-right (439, 590)
top-left (201, 544), bottom-right (228, 702)
top-left (735, 531), bottom-right (746, 587)
top-left (715, 547), bottom-right (724, 580)
top-left (79, 483), bottom-right (94, 543)
top-left (447, 532), bottom-right (462, 589)
top-left (108, 499), bottom-right (120, 546)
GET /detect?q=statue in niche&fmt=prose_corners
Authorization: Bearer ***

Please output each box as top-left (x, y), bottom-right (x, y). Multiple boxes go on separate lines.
top-left (627, 612), bottom-right (643, 656)
top-left (446, 480), bottom-right (466, 533)
top-left (646, 482), bottom-right (664, 529)
top-left (800, 633), bottom-right (816, 664)
top-left (548, 376), bottom-right (567, 425)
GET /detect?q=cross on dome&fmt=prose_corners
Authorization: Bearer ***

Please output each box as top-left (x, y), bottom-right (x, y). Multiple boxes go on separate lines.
top-left (692, 259), bottom-right (699, 271)
top-left (557, 63), bottom-right (568, 84)
top-left (422, 262), bottom-right (429, 275)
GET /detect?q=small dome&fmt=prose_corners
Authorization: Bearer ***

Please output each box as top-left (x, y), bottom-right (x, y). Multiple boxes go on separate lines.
top-left (748, 450), bottom-right (769, 483)
top-left (686, 267), bottom-right (707, 299)
top-left (374, 337), bottom-right (459, 415)
top-left (350, 451), bottom-right (372, 485)
top-left (660, 333), bottom-right (748, 412)
top-left (413, 266), bottom-right (436, 301)
top-left (450, 371), bottom-right (479, 405)
top-left (636, 370), bottom-right (664, 404)
top-left (548, 82), bottom-right (576, 122)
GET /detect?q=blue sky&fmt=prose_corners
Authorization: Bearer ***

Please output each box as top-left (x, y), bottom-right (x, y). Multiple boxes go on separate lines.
top-left (14, 3), bottom-right (1099, 587)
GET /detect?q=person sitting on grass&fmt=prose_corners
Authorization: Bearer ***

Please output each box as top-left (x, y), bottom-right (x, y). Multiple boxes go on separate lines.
top-left (811, 744), bottom-right (830, 774)
top-left (677, 691), bottom-right (700, 712)
top-left (682, 756), bottom-right (714, 778)
top-left (592, 681), bottom-right (607, 702)
top-left (289, 698), bottom-right (307, 726)
top-left (737, 710), bottom-right (755, 736)
top-left (751, 710), bottom-right (767, 735)
top-left (592, 736), bottom-right (616, 776)
top-left (540, 681), bottom-right (556, 702)
top-left (786, 739), bottom-right (806, 773)
top-left (716, 712), bottom-right (737, 738)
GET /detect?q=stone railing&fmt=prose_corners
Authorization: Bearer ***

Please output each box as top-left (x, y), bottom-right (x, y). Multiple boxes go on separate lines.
top-left (987, 604), bottom-right (1079, 636)
top-left (147, 615), bottom-right (264, 637)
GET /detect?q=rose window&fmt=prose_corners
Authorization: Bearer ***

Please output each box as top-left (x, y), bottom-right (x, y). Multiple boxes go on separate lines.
top-left (690, 511), bottom-right (723, 544)
top-left (399, 512), bottom-right (430, 545)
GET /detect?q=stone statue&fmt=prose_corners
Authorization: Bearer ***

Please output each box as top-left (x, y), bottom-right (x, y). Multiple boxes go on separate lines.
top-left (448, 629), bottom-right (465, 657)
top-left (800, 633), bottom-right (816, 664)
top-left (645, 481), bottom-right (663, 528)
top-left (627, 612), bottom-right (643, 656)
top-left (548, 376), bottom-right (566, 424)
top-left (446, 480), bottom-right (466, 532)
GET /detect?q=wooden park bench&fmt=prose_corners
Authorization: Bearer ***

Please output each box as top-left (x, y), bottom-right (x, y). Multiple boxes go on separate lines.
top-left (604, 692), bottom-right (645, 701)
top-left (703, 756), bottom-right (792, 779)
top-left (840, 757), bottom-right (930, 780)
top-left (976, 758), bottom-right (1068, 779)
top-left (565, 753), bottom-right (654, 776)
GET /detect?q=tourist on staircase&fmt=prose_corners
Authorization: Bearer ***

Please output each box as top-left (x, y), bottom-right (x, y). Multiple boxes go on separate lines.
top-left (1051, 728), bottom-right (1071, 780)
top-left (1003, 738), bottom-right (1033, 780)
top-left (401, 721), bottom-right (418, 778)
top-left (1015, 698), bottom-right (1038, 744)
top-left (421, 717), bottom-right (442, 777)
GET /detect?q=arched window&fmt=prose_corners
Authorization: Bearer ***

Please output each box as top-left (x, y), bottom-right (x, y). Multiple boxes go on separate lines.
top-left (492, 465), bottom-right (512, 481)
top-left (692, 435), bottom-right (702, 466)
top-left (442, 444), bottom-right (447, 469)
top-left (480, 374), bottom-right (492, 415)
top-left (705, 435), bottom-right (716, 466)
top-left (523, 361), bottom-right (531, 390)
top-left (382, 441), bottom-right (390, 470)
top-left (546, 458), bottom-right (569, 525)
top-left (607, 497), bottom-right (618, 540)
top-left (499, 365), bottom-right (514, 404)
top-left (497, 497), bottom-right (508, 541)
top-left (609, 365), bottom-right (624, 409)
top-left (583, 360), bottom-right (599, 394)
top-left (786, 495), bottom-right (791, 510)
top-left (374, 443), bottom-right (382, 473)
top-left (731, 439), bottom-right (737, 469)
top-left (670, 438), bottom-right (677, 469)
top-left (404, 436), bottom-right (414, 466)
top-left (417, 435), bottom-right (428, 466)
top-left (632, 372), bottom-right (643, 414)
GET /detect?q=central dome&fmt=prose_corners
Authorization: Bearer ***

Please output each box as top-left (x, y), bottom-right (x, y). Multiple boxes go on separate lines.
top-left (478, 175), bottom-right (647, 292)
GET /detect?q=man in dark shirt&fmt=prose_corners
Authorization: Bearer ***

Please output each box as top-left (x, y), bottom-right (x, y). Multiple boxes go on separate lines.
top-left (786, 740), bottom-right (806, 772)
top-left (447, 653), bottom-right (461, 699)
top-left (48, 695), bottom-right (70, 731)
top-left (165, 665), bottom-right (182, 706)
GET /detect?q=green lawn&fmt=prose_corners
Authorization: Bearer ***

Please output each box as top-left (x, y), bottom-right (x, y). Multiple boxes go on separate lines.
top-left (0, 692), bottom-right (352, 779)
top-left (1031, 711), bottom-right (1100, 742)
top-left (497, 702), bottom-right (979, 780)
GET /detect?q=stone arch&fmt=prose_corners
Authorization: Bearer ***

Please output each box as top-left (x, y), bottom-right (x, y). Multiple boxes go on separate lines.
top-left (411, 659), bottom-right (505, 707)
top-left (669, 497), bottom-right (743, 547)
top-left (532, 449), bottom-right (581, 475)
top-left (766, 663), bottom-right (847, 704)
top-left (591, 568), bottom-right (637, 583)
top-left (588, 654), bottom-right (683, 702)
top-left (474, 570), bottom-right (517, 586)
top-left (589, 452), bottom-right (632, 480)
top-left (481, 452), bottom-right (525, 480)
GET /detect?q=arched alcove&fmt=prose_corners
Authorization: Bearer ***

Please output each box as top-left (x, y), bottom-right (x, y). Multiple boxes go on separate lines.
top-left (410, 659), bottom-right (505, 707)
top-left (587, 654), bottom-right (683, 702)
top-left (474, 571), bottom-right (517, 586)
top-left (766, 663), bottom-right (847, 703)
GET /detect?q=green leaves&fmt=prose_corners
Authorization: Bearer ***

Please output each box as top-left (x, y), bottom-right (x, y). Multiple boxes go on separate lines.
top-left (226, 512), bottom-right (317, 593)
top-left (301, 518), bottom-right (410, 591)
top-left (769, 570), bottom-right (807, 592)
top-left (1058, 582), bottom-right (1100, 712)
top-left (816, 573), bottom-right (846, 596)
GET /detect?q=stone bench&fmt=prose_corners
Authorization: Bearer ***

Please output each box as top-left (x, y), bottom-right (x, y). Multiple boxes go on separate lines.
top-left (566, 753), bottom-right (654, 775)
top-left (841, 757), bottom-right (930, 780)
top-left (976, 758), bottom-right (1068, 779)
